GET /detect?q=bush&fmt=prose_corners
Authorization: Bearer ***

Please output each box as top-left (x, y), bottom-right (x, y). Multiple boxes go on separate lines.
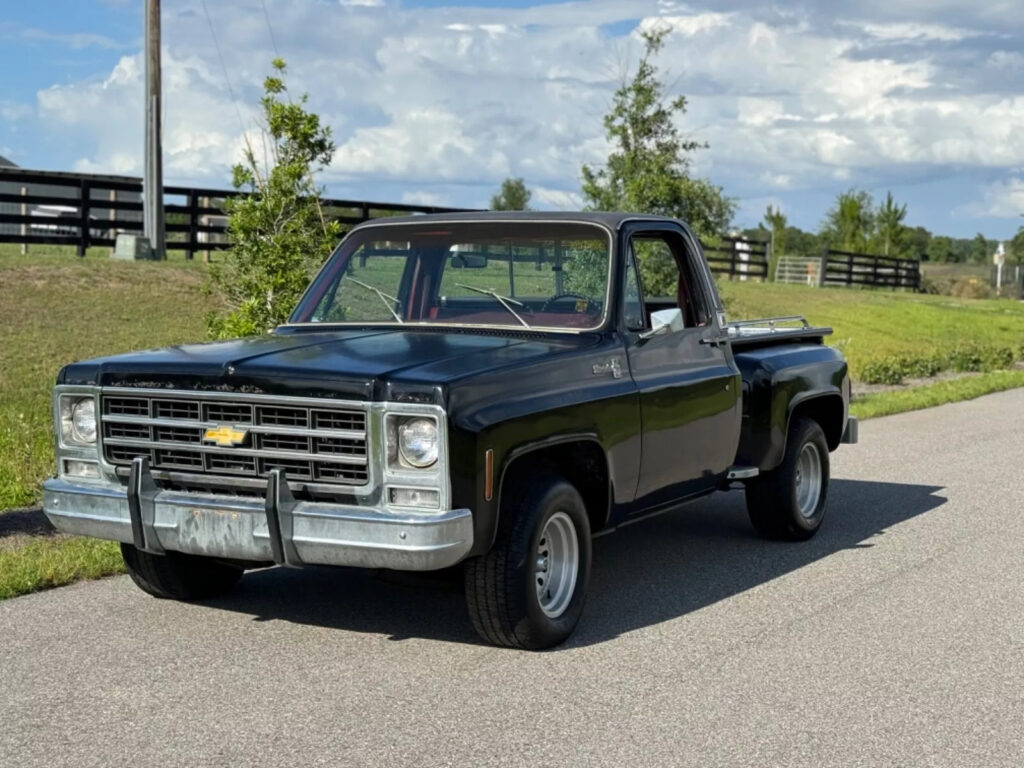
top-left (858, 343), bottom-right (1020, 384)
top-left (949, 277), bottom-right (993, 300)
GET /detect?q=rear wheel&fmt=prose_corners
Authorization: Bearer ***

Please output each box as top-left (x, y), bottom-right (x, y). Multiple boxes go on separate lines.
top-left (121, 544), bottom-right (244, 601)
top-left (745, 417), bottom-right (830, 541)
top-left (464, 477), bottom-right (592, 650)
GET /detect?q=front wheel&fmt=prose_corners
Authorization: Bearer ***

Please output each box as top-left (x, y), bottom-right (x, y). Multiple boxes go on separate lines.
top-left (464, 477), bottom-right (592, 650)
top-left (745, 417), bottom-right (830, 541)
top-left (121, 544), bottom-right (244, 601)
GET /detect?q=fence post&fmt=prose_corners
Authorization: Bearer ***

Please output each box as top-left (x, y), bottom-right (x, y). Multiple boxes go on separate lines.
top-left (185, 190), bottom-right (198, 261)
top-left (201, 196), bottom-right (211, 263)
top-left (846, 253), bottom-right (854, 287)
top-left (108, 188), bottom-right (117, 257)
top-left (817, 247), bottom-right (828, 287)
top-left (872, 255), bottom-right (879, 286)
top-left (78, 177), bottom-right (91, 257)
top-left (20, 186), bottom-right (28, 255)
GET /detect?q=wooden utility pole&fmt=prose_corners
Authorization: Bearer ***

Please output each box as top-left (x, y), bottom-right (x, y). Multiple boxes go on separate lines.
top-left (143, 0), bottom-right (165, 259)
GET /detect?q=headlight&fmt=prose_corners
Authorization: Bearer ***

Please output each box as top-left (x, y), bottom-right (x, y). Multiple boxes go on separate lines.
top-left (60, 396), bottom-right (97, 445)
top-left (397, 417), bottom-right (438, 468)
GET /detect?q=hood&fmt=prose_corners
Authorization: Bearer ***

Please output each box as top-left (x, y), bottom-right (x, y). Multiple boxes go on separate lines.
top-left (58, 327), bottom-right (602, 401)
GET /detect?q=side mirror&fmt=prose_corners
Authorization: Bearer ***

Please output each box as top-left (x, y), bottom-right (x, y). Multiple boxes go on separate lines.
top-left (639, 307), bottom-right (684, 340)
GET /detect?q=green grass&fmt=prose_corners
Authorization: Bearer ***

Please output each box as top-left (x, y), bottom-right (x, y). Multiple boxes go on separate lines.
top-left (851, 370), bottom-right (1024, 420)
top-left (0, 536), bottom-right (124, 600)
top-left (717, 281), bottom-right (1024, 379)
top-left (0, 251), bottom-right (217, 509)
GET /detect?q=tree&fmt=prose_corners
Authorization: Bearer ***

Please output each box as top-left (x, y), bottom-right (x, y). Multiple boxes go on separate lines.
top-left (763, 204), bottom-right (787, 281)
top-left (207, 59), bottom-right (341, 338)
top-left (905, 226), bottom-right (931, 260)
top-left (490, 177), bottom-right (532, 210)
top-left (969, 233), bottom-right (990, 264)
top-left (822, 189), bottom-right (874, 253)
top-left (874, 191), bottom-right (907, 256)
top-left (929, 235), bottom-right (954, 263)
top-left (580, 28), bottom-right (734, 239)
top-left (1009, 226), bottom-right (1024, 266)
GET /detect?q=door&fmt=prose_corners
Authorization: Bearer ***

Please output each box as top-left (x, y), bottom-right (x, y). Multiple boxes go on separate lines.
top-left (623, 225), bottom-right (741, 508)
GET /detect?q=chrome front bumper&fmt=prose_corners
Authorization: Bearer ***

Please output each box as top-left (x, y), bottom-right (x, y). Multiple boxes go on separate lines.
top-left (42, 460), bottom-right (473, 571)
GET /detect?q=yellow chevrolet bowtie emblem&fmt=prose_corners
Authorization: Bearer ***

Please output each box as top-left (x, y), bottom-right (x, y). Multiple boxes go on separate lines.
top-left (203, 425), bottom-right (249, 447)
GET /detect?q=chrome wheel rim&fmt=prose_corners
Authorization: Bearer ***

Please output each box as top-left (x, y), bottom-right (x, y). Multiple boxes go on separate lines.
top-left (795, 442), bottom-right (823, 519)
top-left (535, 511), bottom-right (579, 619)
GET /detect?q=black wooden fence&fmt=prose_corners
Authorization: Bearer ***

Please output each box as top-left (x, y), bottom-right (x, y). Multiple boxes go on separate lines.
top-left (1, 167), bottom-right (774, 279)
top-left (0, 167), bottom-right (471, 259)
top-left (819, 247), bottom-right (920, 291)
top-left (703, 236), bottom-right (769, 280)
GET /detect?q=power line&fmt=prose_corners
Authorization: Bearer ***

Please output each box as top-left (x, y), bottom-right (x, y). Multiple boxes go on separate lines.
top-left (200, 0), bottom-right (246, 139)
top-left (260, 0), bottom-right (280, 60)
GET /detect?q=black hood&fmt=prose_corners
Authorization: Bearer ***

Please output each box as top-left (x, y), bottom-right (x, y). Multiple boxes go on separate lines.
top-left (58, 327), bottom-right (601, 401)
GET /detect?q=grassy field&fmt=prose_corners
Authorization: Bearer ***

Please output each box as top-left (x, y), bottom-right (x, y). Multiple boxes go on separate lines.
top-left (718, 281), bottom-right (1024, 378)
top-left (0, 252), bottom-right (217, 509)
top-left (2, 253), bottom-right (1023, 602)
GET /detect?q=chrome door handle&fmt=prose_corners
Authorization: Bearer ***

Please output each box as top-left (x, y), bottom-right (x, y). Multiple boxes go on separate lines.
top-left (700, 336), bottom-right (728, 348)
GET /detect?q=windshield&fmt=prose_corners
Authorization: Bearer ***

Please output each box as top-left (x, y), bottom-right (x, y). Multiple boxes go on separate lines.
top-left (290, 222), bottom-right (612, 331)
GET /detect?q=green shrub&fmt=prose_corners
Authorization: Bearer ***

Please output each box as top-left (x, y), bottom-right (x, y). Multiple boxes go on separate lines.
top-left (857, 343), bottom-right (1020, 384)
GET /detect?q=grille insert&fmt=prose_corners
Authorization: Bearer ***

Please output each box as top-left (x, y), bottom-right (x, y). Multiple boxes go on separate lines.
top-left (101, 392), bottom-right (369, 489)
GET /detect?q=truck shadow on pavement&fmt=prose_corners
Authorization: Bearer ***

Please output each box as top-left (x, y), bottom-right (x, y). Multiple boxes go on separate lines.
top-left (204, 478), bottom-right (947, 648)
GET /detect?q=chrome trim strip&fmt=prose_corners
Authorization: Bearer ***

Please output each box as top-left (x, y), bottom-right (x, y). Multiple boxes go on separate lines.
top-left (102, 437), bottom-right (369, 466)
top-left (102, 415), bottom-right (365, 440)
top-left (112, 466), bottom-right (369, 497)
top-left (100, 387), bottom-right (372, 408)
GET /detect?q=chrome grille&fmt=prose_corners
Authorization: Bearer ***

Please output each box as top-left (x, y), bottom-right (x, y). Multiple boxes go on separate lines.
top-left (101, 392), bottom-right (369, 488)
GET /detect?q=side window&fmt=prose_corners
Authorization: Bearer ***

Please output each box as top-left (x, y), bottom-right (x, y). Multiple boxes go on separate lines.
top-left (623, 246), bottom-right (644, 331)
top-left (630, 233), bottom-right (710, 328)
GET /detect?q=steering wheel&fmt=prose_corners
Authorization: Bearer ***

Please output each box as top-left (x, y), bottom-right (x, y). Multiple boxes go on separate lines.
top-left (541, 293), bottom-right (599, 313)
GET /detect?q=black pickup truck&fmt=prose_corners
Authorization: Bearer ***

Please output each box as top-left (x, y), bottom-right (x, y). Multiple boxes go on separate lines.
top-left (44, 212), bottom-right (856, 649)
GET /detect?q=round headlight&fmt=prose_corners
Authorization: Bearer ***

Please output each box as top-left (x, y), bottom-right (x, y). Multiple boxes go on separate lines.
top-left (71, 399), bottom-right (97, 444)
top-left (397, 417), bottom-right (438, 468)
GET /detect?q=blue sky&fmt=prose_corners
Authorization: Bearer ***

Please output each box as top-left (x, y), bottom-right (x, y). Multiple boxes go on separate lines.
top-left (2, 0), bottom-right (1023, 240)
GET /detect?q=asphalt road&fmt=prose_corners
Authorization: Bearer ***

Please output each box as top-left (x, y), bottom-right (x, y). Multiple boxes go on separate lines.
top-left (3, 390), bottom-right (1024, 767)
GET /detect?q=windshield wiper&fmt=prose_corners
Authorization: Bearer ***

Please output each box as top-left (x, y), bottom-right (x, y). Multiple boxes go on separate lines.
top-left (343, 277), bottom-right (403, 323)
top-left (455, 283), bottom-right (530, 328)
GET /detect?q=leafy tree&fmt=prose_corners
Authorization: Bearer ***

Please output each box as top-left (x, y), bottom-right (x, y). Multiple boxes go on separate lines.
top-left (207, 59), bottom-right (341, 338)
top-left (905, 226), bottom-right (931, 260)
top-left (969, 232), bottom-right (991, 264)
top-left (763, 204), bottom-right (787, 280)
top-left (822, 189), bottom-right (874, 253)
top-left (490, 177), bottom-right (532, 211)
top-left (874, 191), bottom-right (907, 256)
top-left (929, 235), bottom-right (955, 263)
top-left (1008, 226), bottom-right (1024, 266)
top-left (580, 27), bottom-right (734, 240)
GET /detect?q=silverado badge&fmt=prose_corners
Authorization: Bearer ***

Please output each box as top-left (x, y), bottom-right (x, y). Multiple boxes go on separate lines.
top-left (203, 425), bottom-right (249, 447)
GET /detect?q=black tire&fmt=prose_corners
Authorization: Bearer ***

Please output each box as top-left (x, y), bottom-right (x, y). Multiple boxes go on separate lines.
top-left (464, 477), bottom-right (592, 650)
top-left (745, 417), bottom-right (830, 541)
top-left (120, 544), bottom-right (244, 601)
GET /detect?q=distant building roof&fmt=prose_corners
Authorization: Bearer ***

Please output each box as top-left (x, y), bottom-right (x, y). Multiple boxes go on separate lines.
top-left (0, 155), bottom-right (17, 168)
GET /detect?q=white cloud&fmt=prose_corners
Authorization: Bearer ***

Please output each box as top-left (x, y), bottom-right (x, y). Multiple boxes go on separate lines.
top-left (859, 22), bottom-right (972, 42)
top-left (20, 0), bottom-right (1024, 230)
top-left (957, 178), bottom-right (1024, 218)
